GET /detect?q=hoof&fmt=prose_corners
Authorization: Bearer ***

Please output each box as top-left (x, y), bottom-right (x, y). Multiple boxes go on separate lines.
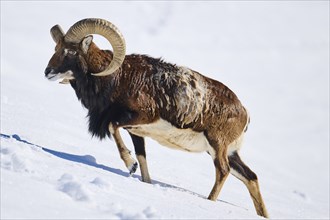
top-left (129, 162), bottom-right (138, 176)
top-left (142, 177), bottom-right (152, 184)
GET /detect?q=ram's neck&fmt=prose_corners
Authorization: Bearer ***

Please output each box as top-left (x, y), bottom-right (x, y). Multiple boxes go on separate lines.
top-left (68, 43), bottom-right (116, 109)
top-left (86, 43), bottom-right (113, 74)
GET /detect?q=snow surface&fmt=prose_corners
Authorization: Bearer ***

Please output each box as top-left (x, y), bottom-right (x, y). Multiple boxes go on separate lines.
top-left (1, 1), bottom-right (329, 219)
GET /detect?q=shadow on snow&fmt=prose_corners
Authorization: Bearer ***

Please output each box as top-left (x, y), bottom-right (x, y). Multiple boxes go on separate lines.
top-left (0, 133), bottom-right (206, 198)
top-left (0, 133), bottom-right (246, 210)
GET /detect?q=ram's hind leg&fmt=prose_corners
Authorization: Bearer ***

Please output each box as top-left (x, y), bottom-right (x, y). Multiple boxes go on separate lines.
top-left (109, 125), bottom-right (138, 175)
top-left (129, 133), bottom-right (151, 183)
top-left (207, 143), bottom-right (230, 201)
top-left (229, 151), bottom-right (269, 218)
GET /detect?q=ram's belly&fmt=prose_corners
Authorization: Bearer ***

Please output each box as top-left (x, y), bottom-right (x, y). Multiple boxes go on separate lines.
top-left (126, 119), bottom-right (211, 152)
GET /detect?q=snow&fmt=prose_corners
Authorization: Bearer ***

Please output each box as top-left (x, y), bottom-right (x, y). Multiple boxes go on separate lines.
top-left (1, 1), bottom-right (329, 219)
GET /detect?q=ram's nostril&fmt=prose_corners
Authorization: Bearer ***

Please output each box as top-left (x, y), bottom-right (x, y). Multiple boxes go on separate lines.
top-left (44, 67), bottom-right (52, 75)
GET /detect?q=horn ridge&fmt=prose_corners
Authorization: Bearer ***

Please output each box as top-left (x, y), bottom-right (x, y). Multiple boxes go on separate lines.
top-left (64, 18), bottom-right (126, 76)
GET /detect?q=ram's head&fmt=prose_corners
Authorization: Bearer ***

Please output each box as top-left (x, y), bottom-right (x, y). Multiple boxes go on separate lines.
top-left (44, 18), bottom-right (126, 83)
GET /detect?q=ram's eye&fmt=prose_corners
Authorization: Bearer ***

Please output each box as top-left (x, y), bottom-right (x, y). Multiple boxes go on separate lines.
top-left (67, 50), bottom-right (77, 55)
top-left (64, 49), bottom-right (77, 56)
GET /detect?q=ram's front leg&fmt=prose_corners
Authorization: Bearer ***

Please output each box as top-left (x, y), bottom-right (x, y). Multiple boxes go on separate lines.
top-left (129, 133), bottom-right (151, 183)
top-left (109, 124), bottom-right (138, 175)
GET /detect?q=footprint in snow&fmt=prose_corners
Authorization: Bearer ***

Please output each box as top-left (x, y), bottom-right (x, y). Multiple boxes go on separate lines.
top-left (0, 147), bottom-right (12, 155)
top-left (0, 147), bottom-right (31, 173)
top-left (11, 153), bottom-right (30, 172)
top-left (90, 177), bottom-right (113, 191)
top-left (117, 206), bottom-right (159, 220)
top-left (57, 173), bottom-right (90, 201)
top-left (142, 206), bottom-right (158, 219)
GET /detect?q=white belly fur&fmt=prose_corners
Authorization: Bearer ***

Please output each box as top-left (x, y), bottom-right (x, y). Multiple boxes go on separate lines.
top-left (126, 119), bottom-right (212, 153)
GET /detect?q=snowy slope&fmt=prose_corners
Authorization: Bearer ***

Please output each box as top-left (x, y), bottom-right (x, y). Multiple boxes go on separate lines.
top-left (1, 1), bottom-right (329, 219)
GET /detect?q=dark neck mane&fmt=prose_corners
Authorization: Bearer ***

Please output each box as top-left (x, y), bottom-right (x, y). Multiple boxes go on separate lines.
top-left (69, 44), bottom-right (117, 139)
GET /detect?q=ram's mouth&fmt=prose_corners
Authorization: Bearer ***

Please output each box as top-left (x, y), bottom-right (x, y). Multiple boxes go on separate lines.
top-left (46, 73), bottom-right (60, 81)
top-left (46, 71), bottom-right (74, 84)
top-left (47, 75), bottom-right (55, 80)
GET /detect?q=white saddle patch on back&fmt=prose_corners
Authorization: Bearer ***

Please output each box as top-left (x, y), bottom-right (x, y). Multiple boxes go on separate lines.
top-left (126, 118), bottom-right (212, 153)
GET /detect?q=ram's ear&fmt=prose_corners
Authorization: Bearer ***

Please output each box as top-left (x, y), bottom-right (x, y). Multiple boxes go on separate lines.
top-left (81, 35), bottom-right (93, 54)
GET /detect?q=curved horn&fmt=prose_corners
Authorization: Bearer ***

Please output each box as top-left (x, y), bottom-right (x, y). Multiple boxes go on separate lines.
top-left (50, 25), bottom-right (64, 43)
top-left (64, 18), bottom-right (126, 76)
